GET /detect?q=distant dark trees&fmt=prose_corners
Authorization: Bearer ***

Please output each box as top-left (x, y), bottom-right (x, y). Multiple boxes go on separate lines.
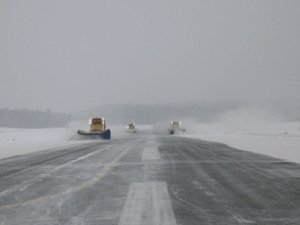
top-left (0, 108), bottom-right (72, 128)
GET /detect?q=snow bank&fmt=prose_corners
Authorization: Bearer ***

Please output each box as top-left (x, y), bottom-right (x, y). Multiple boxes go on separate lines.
top-left (183, 122), bottom-right (300, 164)
top-left (0, 128), bottom-right (81, 159)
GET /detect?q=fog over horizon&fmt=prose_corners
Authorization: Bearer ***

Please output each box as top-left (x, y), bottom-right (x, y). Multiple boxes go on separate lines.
top-left (1, 0), bottom-right (300, 114)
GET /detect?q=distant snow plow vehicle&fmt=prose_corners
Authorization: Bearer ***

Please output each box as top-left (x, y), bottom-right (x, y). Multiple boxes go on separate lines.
top-left (77, 117), bottom-right (111, 140)
top-left (168, 121), bottom-right (186, 135)
top-left (126, 122), bottom-right (137, 133)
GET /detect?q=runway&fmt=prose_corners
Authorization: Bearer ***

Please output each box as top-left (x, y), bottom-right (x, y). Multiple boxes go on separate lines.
top-left (0, 133), bottom-right (299, 225)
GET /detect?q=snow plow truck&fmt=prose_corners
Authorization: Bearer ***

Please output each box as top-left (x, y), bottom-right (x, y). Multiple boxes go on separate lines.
top-left (168, 121), bottom-right (186, 135)
top-left (126, 122), bottom-right (137, 133)
top-left (77, 117), bottom-right (111, 140)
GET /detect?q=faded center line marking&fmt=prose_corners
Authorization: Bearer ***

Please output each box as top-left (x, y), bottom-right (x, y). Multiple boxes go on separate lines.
top-left (141, 146), bottom-right (161, 161)
top-left (118, 182), bottom-right (177, 225)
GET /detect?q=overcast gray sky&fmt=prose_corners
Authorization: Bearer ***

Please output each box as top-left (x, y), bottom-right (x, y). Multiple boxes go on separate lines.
top-left (0, 0), bottom-right (299, 112)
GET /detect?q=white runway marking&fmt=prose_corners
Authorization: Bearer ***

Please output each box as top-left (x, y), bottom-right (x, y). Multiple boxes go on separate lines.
top-left (146, 140), bottom-right (156, 145)
top-left (141, 146), bottom-right (161, 160)
top-left (118, 182), bottom-right (177, 225)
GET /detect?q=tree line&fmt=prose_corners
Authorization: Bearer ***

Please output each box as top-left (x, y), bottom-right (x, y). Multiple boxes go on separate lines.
top-left (0, 108), bottom-right (72, 128)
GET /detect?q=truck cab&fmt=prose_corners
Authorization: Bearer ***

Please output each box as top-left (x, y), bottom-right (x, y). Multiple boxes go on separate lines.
top-left (89, 117), bottom-right (106, 133)
top-left (168, 121), bottom-right (185, 134)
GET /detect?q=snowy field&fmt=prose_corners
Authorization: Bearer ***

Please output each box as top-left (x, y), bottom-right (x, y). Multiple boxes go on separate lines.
top-left (0, 128), bottom-right (79, 159)
top-left (183, 122), bottom-right (300, 164)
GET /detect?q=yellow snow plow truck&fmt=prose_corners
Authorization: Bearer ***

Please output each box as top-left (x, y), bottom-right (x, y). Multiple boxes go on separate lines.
top-left (77, 117), bottom-right (111, 139)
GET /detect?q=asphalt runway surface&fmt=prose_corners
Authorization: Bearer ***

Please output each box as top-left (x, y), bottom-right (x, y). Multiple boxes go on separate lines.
top-left (0, 133), bottom-right (299, 225)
